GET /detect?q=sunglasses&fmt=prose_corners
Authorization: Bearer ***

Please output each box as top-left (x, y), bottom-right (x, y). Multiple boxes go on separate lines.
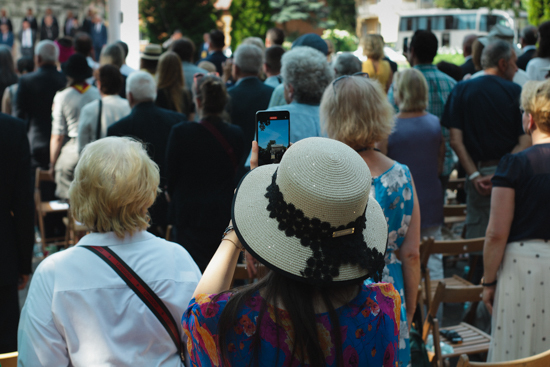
top-left (332, 72), bottom-right (369, 95)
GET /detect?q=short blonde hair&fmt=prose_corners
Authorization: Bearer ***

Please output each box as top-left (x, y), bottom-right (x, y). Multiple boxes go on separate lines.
top-left (362, 34), bottom-right (384, 60)
top-left (393, 68), bottom-right (428, 112)
top-left (321, 76), bottom-right (394, 149)
top-left (69, 137), bottom-right (160, 238)
top-left (521, 79), bottom-right (550, 133)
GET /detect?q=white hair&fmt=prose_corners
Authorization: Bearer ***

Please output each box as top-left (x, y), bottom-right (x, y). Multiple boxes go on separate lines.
top-left (35, 40), bottom-right (59, 64)
top-left (234, 44), bottom-right (264, 75)
top-left (126, 71), bottom-right (157, 102)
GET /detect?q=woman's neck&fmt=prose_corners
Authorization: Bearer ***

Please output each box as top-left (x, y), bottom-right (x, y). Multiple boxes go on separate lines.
top-left (531, 129), bottom-right (550, 145)
top-left (396, 110), bottom-right (427, 119)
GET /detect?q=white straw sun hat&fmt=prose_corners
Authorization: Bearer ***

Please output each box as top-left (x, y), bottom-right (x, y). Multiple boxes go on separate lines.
top-left (232, 137), bottom-right (388, 284)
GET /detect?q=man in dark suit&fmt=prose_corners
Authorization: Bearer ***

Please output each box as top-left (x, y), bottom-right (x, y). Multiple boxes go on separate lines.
top-left (108, 71), bottom-right (186, 237)
top-left (41, 8), bottom-right (59, 31)
top-left (517, 25), bottom-right (538, 71)
top-left (23, 8), bottom-right (38, 32)
top-left (17, 40), bottom-right (66, 172)
top-left (202, 29), bottom-right (227, 75)
top-left (40, 15), bottom-right (59, 41)
top-left (460, 34), bottom-right (477, 78)
top-left (63, 10), bottom-right (77, 36)
top-left (0, 113), bottom-right (34, 353)
top-left (0, 9), bottom-right (12, 32)
top-left (91, 15), bottom-right (107, 61)
top-left (18, 20), bottom-right (36, 59)
top-left (227, 44), bottom-right (274, 179)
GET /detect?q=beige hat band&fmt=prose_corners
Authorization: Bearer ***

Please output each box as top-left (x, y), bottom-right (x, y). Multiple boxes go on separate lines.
top-left (265, 169), bottom-right (386, 282)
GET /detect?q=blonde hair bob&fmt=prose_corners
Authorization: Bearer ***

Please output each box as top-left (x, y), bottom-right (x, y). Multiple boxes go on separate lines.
top-left (69, 137), bottom-right (160, 238)
top-left (321, 76), bottom-right (394, 149)
top-left (393, 68), bottom-right (428, 112)
top-left (362, 34), bottom-right (384, 60)
top-left (521, 79), bottom-right (550, 133)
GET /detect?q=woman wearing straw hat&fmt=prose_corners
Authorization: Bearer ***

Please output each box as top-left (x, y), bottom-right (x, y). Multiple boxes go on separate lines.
top-left (321, 75), bottom-right (421, 367)
top-left (183, 137), bottom-right (401, 366)
top-left (50, 53), bottom-right (100, 199)
top-left (482, 79), bottom-right (550, 361)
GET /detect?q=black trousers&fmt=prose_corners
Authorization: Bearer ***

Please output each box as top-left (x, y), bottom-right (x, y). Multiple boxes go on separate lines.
top-left (0, 283), bottom-right (19, 353)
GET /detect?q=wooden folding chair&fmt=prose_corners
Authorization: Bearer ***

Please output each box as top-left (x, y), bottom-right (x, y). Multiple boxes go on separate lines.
top-left (0, 351), bottom-right (18, 367)
top-left (457, 349), bottom-right (550, 367)
top-left (443, 204), bottom-right (467, 225)
top-left (62, 209), bottom-right (89, 248)
top-left (419, 237), bottom-right (484, 313)
top-left (35, 168), bottom-right (69, 254)
top-left (423, 281), bottom-right (490, 366)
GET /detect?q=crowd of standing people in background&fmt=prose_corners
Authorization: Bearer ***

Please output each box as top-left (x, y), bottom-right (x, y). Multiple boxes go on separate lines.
top-left (0, 8), bottom-right (550, 366)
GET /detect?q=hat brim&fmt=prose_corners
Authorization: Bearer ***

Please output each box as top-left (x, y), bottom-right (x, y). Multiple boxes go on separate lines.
top-left (141, 54), bottom-right (160, 60)
top-left (232, 164), bottom-right (388, 285)
top-left (61, 61), bottom-right (93, 80)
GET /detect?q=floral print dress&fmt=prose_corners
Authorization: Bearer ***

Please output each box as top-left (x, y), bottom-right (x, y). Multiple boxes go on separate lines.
top-left (182, 283), bottom-right (401, 367)
top-left (367, 162), bottom-right (414, 367)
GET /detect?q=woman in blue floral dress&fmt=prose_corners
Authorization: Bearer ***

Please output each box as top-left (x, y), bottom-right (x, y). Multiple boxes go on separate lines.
top-left (322, 75), bottom-right (421, 367)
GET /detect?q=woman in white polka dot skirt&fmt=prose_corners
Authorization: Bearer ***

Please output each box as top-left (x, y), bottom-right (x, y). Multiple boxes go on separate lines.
top-left (482, 79), bottom-right (550, 362)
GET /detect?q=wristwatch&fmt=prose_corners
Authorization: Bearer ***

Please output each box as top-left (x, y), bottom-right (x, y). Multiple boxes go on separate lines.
top-left (481, 277), bottom-right (497, 287)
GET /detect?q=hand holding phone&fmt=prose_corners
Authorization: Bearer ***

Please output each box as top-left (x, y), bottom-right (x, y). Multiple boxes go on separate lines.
top-left (255, 110), bottom-right (290, 166)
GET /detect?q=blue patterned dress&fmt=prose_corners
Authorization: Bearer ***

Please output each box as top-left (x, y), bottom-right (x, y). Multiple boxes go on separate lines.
top-left (367, 162), bottom-right (414, 367)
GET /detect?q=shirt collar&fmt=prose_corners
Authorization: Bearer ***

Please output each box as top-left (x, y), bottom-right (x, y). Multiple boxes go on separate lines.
top-left (414, 64), bottom-right (437, 71)
top-left (76, 230), bottom-right (155, 247)
top-left (523, 45), bottom-right (537, 52)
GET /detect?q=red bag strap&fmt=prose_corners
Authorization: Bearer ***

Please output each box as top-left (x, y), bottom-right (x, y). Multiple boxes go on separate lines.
top-left (83, 246), bottom-right (185, 363)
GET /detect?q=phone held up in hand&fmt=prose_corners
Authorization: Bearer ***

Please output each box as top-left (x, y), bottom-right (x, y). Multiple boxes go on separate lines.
top-left (255, 110), bottom-right (290, 166)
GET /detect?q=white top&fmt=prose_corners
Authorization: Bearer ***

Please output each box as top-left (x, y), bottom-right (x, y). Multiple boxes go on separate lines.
top-left (77, 95), bottom-right (131, 152)
top-left (526, 57), bottom-right (550, 81)
top-left (18, 231), bottom-right (201, 367)
top-left (51, 86), bottom-right (100, 138)
top-left (470, 68), bottom-right (529, 86)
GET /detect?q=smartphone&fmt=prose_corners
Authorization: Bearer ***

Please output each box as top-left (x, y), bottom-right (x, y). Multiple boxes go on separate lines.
top-left (255, 110), bottom-right (290, 166)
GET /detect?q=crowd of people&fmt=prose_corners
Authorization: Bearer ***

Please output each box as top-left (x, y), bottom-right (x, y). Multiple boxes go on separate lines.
top-left (1, 12), bottom-right (550, 367)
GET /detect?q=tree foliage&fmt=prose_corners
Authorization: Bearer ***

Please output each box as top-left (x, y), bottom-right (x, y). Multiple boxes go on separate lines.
top-left (435, 0), bottom-right (516, 10)
top-left (230, 0), bottom-right (274, 49)
top-left (326, 0), bottom-right (356, 33)
top-left (525, 0), bottom-right (550, 25)
top-left (139, 0), bottom-right (218, 60)
top-left (270, 0), bottom-right (335, 29)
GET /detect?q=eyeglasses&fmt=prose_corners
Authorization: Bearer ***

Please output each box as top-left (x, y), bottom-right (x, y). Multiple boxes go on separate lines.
top-left (332, 72), bottom-right (369, 95)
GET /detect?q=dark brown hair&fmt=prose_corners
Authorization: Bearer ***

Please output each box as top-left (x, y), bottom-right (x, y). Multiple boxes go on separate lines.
top-left (96, 64), bottom-right (123, 95)
top-left (194, 75), bottom-right (228, 116)
top-left (215, 270), bottom-right (360, 366)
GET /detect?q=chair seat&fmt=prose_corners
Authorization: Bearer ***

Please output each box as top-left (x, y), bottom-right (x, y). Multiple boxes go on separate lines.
top-left (444, 216), bottom-right (466, 224)
top-left (429, 275), bottom-right (473, 301)
top-left (439, 322), bottom-right (491, 359)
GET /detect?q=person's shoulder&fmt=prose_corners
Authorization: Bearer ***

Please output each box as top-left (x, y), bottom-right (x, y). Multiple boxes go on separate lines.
top-left (364, 282), bottom-right (401, 303)
top-left (81, 98), bottom-right (99, 112)
top-left (434, 68), bottom-right (457, 85)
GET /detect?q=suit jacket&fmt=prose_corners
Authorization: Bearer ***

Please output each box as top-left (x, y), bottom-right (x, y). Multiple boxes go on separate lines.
top-left (460, 58), bottom-right (476, 78)
top-left (0, 113), bottom-right (34, 286)
top-left (107, 102), bottom-right (186, 230)
top-left (64, 17), bottom-right (76, 36)
top-left (16, 64), bottom-right (66, 168)
top-left (40, 25), bottom-right (58, 41)
top-left (23, 16), bottom-right (38, 32)
top-left (0, 32), bottom-right (13, 48)
top-left (517, 48), bottom-right (536, 71)
top-left (91, 23), bottom-right (107, 48)
top-left (18, 29), bottom-right (36, 49)
top-left (228, 77), bottom-right (274, 149)
top-left (82, 17), bottom-right (93, 35)
top-left (0, 17), bottom-right (12, 32)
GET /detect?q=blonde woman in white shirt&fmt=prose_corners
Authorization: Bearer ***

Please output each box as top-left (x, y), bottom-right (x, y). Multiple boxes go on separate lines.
top-left (78, 65), bottom-right (130, 153)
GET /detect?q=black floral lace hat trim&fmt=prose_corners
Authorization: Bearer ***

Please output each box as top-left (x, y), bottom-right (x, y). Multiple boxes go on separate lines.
top-left (265, 170), bottom-right (386, 282)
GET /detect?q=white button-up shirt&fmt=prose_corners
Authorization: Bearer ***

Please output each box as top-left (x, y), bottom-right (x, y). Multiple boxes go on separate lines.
top-left (18, 231), bottom-right (201, 366)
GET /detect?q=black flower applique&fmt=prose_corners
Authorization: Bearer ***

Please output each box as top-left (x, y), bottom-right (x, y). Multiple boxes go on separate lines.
top-left (265, 170), bottom-right (385, 282)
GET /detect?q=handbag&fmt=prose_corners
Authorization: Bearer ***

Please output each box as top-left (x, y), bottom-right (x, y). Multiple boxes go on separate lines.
top-left (83, 245), bottom-right (185, 363)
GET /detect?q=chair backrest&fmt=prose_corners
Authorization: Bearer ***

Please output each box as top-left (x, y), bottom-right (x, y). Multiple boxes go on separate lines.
top-left (447, 177), bottom-right (465, 192)
top-left (457, 349), bottom-right (550, 367)
top-left (422, 281), bottom-right (483, 341)
top-left (430, 237), bottom-right (484, 261)
top-left (443, 204), bottom-right (467, 218)
top-left (0, 351), bottom-right (18, 367)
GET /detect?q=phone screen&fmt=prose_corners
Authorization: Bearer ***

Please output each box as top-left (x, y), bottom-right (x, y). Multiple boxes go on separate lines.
top-left (256, 110), bottom-right (290, 166)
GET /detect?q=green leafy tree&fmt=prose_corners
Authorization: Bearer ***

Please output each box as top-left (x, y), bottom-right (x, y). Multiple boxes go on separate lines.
top-left (525, 0), bottom-right (550, 25)
top-left (326, 0), bottom-right (356, 33)
top-left (270, 0), bottom-right (335, 31)
top-left (230, 0), bottom-right (274, 49)
top-left (435, 0), bottom-right (516, 10)
top-left (139, 0), bottom-right (218, 60)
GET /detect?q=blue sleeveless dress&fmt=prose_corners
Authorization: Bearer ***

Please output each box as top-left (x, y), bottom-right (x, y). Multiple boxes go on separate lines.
top-left (367, 162), bottom-right (414, 367)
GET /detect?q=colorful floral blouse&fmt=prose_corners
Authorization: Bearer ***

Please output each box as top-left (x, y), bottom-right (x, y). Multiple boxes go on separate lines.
top-left (182, 282), bottom-right (401, 366)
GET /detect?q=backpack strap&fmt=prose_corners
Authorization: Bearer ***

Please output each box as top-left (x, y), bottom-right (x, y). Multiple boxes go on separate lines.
top-left (83, 245), bottom-right (185, 363)
top-left (95, 99), bottom-right (103, 141)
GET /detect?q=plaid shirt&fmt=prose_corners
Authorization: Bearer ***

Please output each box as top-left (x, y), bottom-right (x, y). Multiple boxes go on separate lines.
top-left (388, 64), bottom-right (457, 176)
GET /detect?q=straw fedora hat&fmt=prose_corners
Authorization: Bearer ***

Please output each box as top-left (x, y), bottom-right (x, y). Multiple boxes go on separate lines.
top-left (232, 137), bottom-right (388, 284)
top-left (141, 44), bottom-right (162, 60)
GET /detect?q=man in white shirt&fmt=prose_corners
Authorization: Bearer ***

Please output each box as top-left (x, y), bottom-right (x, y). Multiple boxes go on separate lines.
top-left (18, 20), bottom-right (35, 58)
top-left (18, 136), bottom-right (201, 366)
